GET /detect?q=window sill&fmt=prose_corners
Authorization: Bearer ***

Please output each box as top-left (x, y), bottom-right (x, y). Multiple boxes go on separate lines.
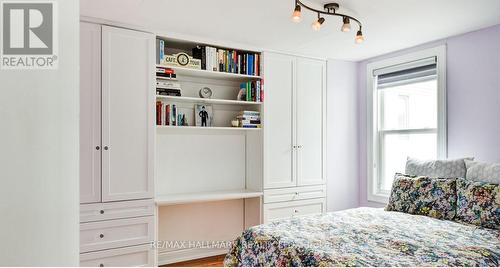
top-left (367, 192), bottom-right (389, 204)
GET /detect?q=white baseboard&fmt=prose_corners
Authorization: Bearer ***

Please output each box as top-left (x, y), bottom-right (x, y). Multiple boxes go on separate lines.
top-left (157, 248), bottom-right (228, 265)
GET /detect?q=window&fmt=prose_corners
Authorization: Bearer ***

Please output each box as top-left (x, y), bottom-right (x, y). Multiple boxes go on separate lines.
top-left (367, 46), bottom-right (447, 203)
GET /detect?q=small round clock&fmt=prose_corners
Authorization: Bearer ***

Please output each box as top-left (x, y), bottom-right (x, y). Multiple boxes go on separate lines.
top-left (176, 53), bottom-right (190, 66)
top-left (199, 87), bottom-right (213, 98)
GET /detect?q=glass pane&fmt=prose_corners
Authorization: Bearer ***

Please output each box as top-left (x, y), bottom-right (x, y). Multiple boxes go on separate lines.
top-left (379, 132), bottom-right (437, 193)
top-left (378, 79), bottom-right (437, 130)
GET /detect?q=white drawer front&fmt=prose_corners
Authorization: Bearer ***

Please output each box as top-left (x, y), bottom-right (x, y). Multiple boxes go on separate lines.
top-left (80, 244), bottom-right (154, 267)
top-left (264, 185), bottom-right (326, 203)
top-left (263, 198), bottom-right (325, 223)
top-left (80, 217), bottom-right (154, 253)
top-left (80, 199), bottom-right (154, 223)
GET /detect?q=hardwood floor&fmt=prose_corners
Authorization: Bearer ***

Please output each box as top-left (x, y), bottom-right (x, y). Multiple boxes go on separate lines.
top-left (163, 255), bottom-right (226, 267)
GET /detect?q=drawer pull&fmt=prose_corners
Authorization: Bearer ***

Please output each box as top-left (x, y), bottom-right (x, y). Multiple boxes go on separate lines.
top-left (99, 264), bottom-right (104, 267)
top-left (295, 192), bottom-right (299, 195)
top-left (100, 210), bottom-right (104, 214)
top-left (99, 234), bottom-right (104, 238)
top-left (294, 209), bottom-right (299, 213)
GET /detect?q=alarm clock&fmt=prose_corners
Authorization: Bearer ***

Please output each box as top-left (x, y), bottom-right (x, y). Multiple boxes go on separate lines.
top-left (199, 87), bottom-right (213, 98)
top-left (176, 53), bottom-right (190, 66)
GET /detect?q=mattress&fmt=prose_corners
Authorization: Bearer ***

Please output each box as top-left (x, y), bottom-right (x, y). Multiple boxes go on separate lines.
top-left (224, 207), bottom-right (499, 266)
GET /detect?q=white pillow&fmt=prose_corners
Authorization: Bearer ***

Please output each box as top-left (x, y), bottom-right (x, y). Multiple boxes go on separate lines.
top-left (405, 157), bottom-right (474, 178)
top-left (465, 160), bottom-right (500, 184)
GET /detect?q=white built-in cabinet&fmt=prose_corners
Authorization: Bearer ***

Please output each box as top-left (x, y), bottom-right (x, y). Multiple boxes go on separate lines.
top-left (80, 22), bottom-right (102, 204)
top-left (79, 21), bottom-right (155, 267)
top-left (263, 52), bottom-right (326, 222)
top-left (100, 25), bottom-right (155, 202)
top-left (80, 23), bottom-right (154, 203)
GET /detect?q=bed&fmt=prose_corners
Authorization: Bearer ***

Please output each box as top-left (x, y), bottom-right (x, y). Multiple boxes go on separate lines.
top-left (224, 207), bottom-right (500, 267)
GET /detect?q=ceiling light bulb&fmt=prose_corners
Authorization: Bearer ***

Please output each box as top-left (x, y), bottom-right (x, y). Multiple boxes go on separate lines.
top-left (341, 17), bottom-right (351, 32)
top-left (291, 5), bottom-right (302, 23)
top-left (311, 17), bottom-right (325, 31)
top-left (355, 30), bottom-right (364, 44)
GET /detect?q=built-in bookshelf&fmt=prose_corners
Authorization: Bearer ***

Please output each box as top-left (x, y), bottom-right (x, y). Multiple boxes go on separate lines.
top-left (156, 64), bottom-right (261, 82)
top-left (154, 35), bottom-right (264, 265)
top-left (156, 125), bottom-right (262, 131)
top-left (156, 95), bottom-right (262, 105)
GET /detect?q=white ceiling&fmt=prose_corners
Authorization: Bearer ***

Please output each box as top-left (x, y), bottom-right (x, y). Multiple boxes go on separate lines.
top-left (80, 0), bottom-right (500, 61)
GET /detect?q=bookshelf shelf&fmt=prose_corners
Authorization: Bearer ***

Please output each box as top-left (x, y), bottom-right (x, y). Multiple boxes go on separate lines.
top-left (156, 65), bottom-right (262, 81)
top-left (156, 125), bottom-right (261, 132)
top-left (156, 95), bottom-right (262, 106)
top-left (155, 189), bottom-right (263, 206)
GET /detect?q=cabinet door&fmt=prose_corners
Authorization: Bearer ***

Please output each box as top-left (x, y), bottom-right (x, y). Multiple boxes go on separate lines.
top-left (263, 53), bottom-right (296, 189)
top-left (80, 22), bottom-right (102, 204)
top-left (101, 26), bottom-right (154, 202)
top-left (296, 57), bottom-right (326, 186)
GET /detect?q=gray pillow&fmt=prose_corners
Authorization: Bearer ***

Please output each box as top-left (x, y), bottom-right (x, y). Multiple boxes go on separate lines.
top-left (465, 160), bottom-right (500, 184)
top-left (405, 157), bottom-right (473, 178)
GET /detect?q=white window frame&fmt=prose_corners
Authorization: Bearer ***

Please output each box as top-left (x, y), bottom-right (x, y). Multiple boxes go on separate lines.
top-left (366, 45), bottom-right (447, 203)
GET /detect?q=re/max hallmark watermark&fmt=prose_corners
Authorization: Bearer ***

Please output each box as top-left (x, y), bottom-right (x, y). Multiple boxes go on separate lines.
top-left (1, 1), bottom-right (58, 69)
top-left (151, 240), bottom-right (233, 250)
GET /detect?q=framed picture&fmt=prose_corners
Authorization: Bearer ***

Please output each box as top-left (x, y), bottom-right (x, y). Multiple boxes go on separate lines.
top-left (195, 104), bottom-right (213, 127)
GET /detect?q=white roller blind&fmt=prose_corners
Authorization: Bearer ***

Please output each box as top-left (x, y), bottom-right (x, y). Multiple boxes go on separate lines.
top-left (374, 57), bottom-right (437, 89)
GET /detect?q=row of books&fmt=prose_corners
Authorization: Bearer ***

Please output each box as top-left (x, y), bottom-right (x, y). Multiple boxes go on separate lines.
top-left (192, 46), bottom-right (260, 76)
top-left (156, 102), bottom-right (187, 126)
top-left (239, 80), bottom-right (263, 102)
top-left (235, 111), bottom-right (261, 128)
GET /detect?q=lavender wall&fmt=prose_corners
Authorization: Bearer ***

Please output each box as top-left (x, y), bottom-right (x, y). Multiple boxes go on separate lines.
top-left (357, 24), bottom-right (500, 206)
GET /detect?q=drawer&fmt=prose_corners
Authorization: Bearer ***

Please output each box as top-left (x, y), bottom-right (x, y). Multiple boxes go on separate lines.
top-left (80, 244), bottom-right (154, 267)
top-left (263, 198), bottom-right (325, 223)
top-left (264, 185), bottom-right (326, 204)
top-left (80, 216), bottom-right (154, 253)
top-left (80, 199), bottom-right (154, 223)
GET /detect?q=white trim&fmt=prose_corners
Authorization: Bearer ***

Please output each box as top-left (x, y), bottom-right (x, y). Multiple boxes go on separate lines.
top-left (366, 45), bottom-right (447, 204)
top-left (80, 16), bottom-right (327, 61)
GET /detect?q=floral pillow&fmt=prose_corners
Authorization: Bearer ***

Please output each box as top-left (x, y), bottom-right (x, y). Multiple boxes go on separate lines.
top-left (456, 178), bottom-right (499, 230)
top-left (385, 173), bottom-right (457, 220)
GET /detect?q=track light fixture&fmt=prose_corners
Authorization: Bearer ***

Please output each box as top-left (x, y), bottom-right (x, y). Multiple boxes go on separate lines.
top-left (341, 17), bottom-right (351, 32)
top-left (291, 0), bottom-right (364, 44)
top-left (355, 30), bottom-right (364, 44)
top-left (311, 15), bottom-right (325, 31)
top-left (291, 5), bottom-right (302, 23)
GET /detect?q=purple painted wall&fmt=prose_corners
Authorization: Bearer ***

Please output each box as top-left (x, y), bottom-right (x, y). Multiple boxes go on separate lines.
top-left (357, 24), bottom-right (500, 206)
top-left (326, 60), bottom-right (359, 211)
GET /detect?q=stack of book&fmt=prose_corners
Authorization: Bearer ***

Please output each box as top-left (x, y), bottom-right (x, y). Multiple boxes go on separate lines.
top-left (239, 80), bottom-right (264, 102)
top-left (156, 66), bottom-right (176, 78)
top-left (156, 67), bottom-right (181, 96)
top-left (192, 46), bottom-right (260, 76)
top-left (236, 111), bottom-right (261, 128)
top-left (156, 102), bottom-right (187, 126)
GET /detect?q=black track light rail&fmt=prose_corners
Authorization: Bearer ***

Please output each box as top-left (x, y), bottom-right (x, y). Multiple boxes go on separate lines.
top-left (296, 0), bottom-right (362, 30)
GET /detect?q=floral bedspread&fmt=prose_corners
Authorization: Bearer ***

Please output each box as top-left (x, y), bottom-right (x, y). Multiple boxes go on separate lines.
top-left (224, 207), bottom-right (500, 267)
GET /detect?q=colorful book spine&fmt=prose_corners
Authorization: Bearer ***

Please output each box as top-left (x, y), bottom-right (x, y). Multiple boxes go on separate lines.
top-left (165, 104), bottom-right (170, 126)
top-left (256, 80), bottom-right (260, 102)
top-left (260, 79), bottom-right (264, 102)
top-left (172, 104), bottom-right (177, 126)
top-left (156, 101), bottom-right (162, 125)
top-left (159, 40), bottom-right (164, 62)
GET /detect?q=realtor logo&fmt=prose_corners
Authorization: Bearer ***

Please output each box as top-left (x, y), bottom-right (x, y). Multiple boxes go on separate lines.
top-left (1, 1), bottom-right (58, 69)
